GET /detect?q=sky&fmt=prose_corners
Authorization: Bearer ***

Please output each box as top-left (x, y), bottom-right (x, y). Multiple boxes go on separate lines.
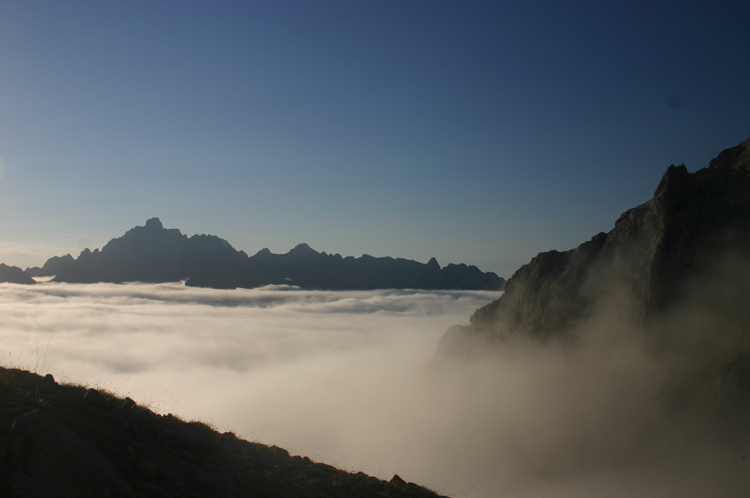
top-left (2, 283), bottom-right (746, 497)
top-left (1, 0), bottom-right (749, 277)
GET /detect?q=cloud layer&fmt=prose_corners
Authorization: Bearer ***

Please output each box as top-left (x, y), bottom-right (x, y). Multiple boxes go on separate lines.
top-left (0, 282), bottom-right (746, 497)
top-left (0, 282), bottom-right (500, 492)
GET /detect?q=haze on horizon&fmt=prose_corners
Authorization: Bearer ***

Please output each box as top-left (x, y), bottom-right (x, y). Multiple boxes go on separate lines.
top-left (1, 0), bottom-right (749, 277)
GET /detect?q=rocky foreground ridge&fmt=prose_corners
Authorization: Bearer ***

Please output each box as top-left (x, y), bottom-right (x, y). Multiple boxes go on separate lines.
top-left (24, 219), bottom-right (503, 291)
top-left (0, 366), bottom-right (446, 498)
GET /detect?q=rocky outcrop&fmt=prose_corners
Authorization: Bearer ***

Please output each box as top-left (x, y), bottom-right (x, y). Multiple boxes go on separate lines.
top-left (455, 135), bottom-right (750, 343)
top-left (0, 264), bottom-right (36, 285)
top-left (42, 218), bottom-right (504, 290)
top-left (0, 366), bottom-right (446, 498)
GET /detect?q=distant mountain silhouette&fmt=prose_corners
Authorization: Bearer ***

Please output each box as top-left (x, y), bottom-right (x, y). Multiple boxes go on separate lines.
top-left (25, 254), bottom-right (75, 277)
top-left (29, 218), bottom-right (504, 291)
top-left (0, 264), bottom-right (36, 284)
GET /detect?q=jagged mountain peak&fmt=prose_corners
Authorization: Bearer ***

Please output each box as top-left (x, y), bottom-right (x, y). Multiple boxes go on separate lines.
top-left (289, 243), bottom-right (319, 256)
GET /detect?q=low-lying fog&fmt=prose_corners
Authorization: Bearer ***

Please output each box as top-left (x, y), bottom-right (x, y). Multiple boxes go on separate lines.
top-left (0, 282), bottom-right (746, 497)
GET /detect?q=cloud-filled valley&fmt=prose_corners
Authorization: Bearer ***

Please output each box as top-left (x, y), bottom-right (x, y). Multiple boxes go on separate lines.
top-left (0, 282), bottom-right (502, 492)
top-left (1, 281), bottom-right (747, 497)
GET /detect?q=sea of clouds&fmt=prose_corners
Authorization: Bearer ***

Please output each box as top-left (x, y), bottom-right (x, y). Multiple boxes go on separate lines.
top-left (0, 282), bottom-right (501, 493)
top-left (0, 281), bottom-right (746, 497)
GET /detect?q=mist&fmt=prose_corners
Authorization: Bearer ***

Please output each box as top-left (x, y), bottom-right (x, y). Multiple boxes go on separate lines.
top-left (0, 281), bottom-right (747, 497)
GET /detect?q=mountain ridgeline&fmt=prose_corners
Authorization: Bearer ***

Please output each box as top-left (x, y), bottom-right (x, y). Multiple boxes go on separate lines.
top-left (25, 218), bottom-right (504, 291)
top-left (0, 264), bottom-right (36, 285)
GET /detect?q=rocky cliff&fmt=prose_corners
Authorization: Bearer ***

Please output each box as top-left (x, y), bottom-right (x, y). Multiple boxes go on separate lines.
top-left (30, 219), bottom-right (504, 291)
top-left (451, 135), bottom-right (750, 343)
top-left (0, 366), bottom-right (446, 498)
top-left (434, 136), bottom-right (750, 451)
top-left (438, 135), bottom-right (750, 419)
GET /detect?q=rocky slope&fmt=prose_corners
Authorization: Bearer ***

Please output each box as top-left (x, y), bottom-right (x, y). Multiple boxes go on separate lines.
top-left (0, 366), bottom-right (446, 498)
top-left (26, 219), bottom-right (504, 290)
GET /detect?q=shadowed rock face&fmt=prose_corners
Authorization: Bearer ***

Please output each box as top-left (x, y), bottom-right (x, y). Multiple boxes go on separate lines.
top-left (0, 367), bottom-right (446, 498)
top-left (432, 136), bottom-right (750, 453)
top-left (0, 264), bottom-right (35, 285)
top-left (462, 135), bottom-right (750, 341)
top-left (34, 218), bottom-right (504, 291)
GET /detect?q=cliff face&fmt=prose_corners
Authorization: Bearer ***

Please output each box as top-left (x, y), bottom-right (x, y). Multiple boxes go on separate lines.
top-left (465, 136), bottom-right (750, 341)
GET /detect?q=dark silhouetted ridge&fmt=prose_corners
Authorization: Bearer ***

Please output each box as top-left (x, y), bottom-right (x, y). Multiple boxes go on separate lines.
top-left (33, 221), bottom-right (503, 291)
top-left (0, 366), bottom-right (447, 498)
top-left (25, 254), bottom-right (75, 277)
top-left (0, 264), bottom-right (36, 284)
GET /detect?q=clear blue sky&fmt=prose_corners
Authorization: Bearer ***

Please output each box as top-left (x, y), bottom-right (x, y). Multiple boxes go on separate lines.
top-left (1, 0), bottom-right (748, 277)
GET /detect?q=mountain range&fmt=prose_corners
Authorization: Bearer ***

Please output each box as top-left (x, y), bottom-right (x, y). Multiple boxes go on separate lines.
top-left (24, 218), bottom-right (504, 291)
